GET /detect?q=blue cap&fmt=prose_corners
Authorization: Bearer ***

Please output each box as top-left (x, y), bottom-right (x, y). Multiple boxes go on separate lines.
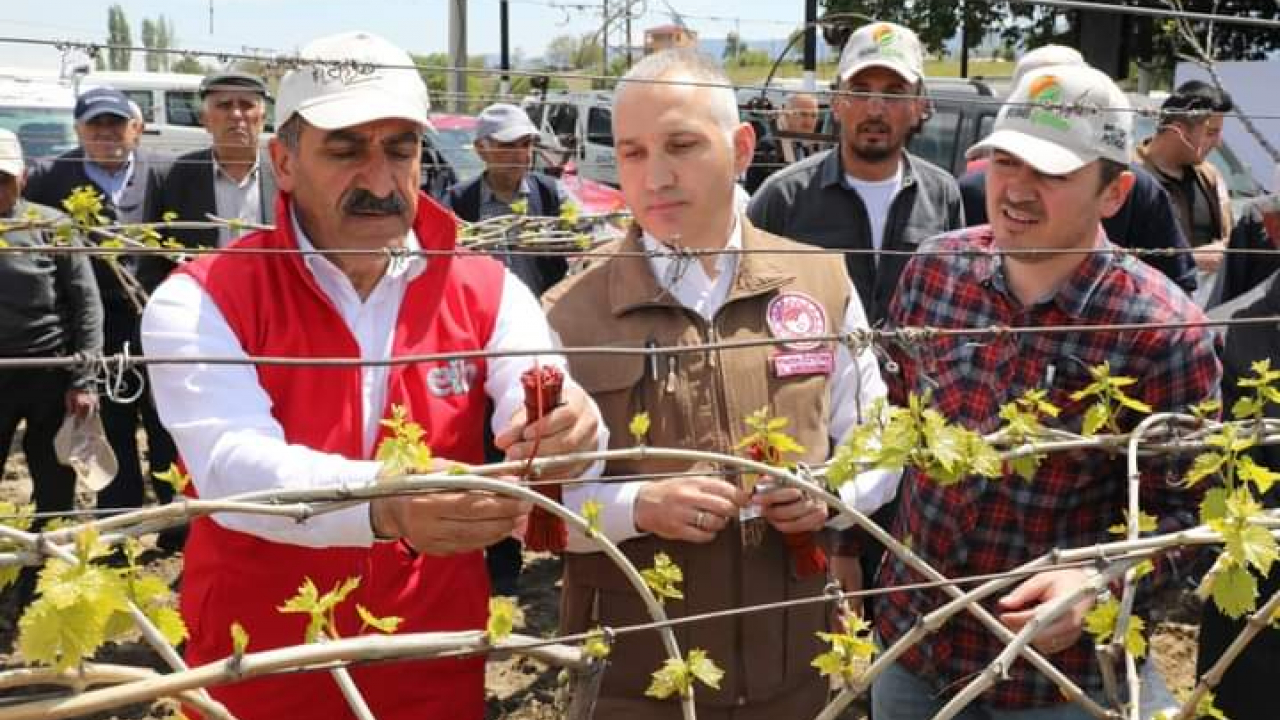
top-left (74, 87), bottom-right (134, 122)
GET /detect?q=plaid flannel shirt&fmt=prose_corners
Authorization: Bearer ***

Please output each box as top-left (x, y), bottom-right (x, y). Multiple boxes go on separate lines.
top-left (874, 226), bottom-right (1221, 709)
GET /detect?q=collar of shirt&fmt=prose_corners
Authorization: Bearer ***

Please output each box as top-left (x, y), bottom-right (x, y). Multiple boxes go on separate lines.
top-left (480, 173), bottom-right (531, 206)
top-left (641, 215), bottom-right (741, 321)
top-left (82, 151), bottom-right (135, 205)
top-left (212, 153), bottom-right (261, 190)
top-left (972, 227), bottom-right (1116, 316)
top-left (292, 207), bottom-right (427, 300)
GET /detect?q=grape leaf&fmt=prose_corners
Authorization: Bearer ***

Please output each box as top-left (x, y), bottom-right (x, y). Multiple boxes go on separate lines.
top-left (1212, 563), bottom-right (1258, 619)
top-left (581, 499), bottom-right (603, 537)
top-left (357, 604), bottom-right (403, 635)
top-left (486, 596), bottom-right (521, 642)
top-left (230, 622), bottom-right (250, 657)
top-left (583, 627), bottom-right (611, 659)
top-left (628, 412), bottom-right (651, 444)
top-left (641, 552), bottom-right (684, 604)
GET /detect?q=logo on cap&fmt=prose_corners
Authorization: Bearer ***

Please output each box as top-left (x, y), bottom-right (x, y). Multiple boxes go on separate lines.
top-left (873, 24), bottom-right (895, 46)
top-left (1025, 75), bottom-right (1072, 133)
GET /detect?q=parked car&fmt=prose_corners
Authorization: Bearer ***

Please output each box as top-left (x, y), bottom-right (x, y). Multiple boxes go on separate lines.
top-left (420, 113), bottom-right (626, 215)
top-left (521, 90), bottom-right (618, 187)
top-left (0, 70), bottom-right (77, 164)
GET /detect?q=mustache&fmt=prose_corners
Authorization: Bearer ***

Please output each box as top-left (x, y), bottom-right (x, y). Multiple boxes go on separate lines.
top-left (342, 189), bottom-right (407, 216)
top-left (855, 121), bottom-right (892, 134)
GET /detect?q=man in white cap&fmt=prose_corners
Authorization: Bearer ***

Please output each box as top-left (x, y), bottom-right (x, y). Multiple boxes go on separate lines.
top-left (443, 102), bottom-right (568, 296)
top-left (748, 21), bottom-right (963, 326)
top-left (142, 32), bottom-right (603, 720)
top-left (958, 45), bottom-right (1197, 294)
top-left (871, 65), bottom-right (1220, 719)
top-left (0, 127), bottom-right (102, 541)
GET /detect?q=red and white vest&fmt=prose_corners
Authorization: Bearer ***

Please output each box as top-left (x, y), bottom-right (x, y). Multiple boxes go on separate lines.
top-left (176, 192), bottom-right (504, 720)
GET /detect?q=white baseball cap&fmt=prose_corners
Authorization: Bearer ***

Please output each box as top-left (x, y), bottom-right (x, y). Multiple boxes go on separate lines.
top-left (966, 65), bottom-right (1132, 175)
top-left (476, 103), bottom-right (539, 143)
top-left (275, 31), bottom-right (430, 130)
top-left (837, 22), bottom-right (925, 86)
top-left (1011, 44), bottom-right (1085, 88)
top-left (0, 128), bottom-right (22, 178)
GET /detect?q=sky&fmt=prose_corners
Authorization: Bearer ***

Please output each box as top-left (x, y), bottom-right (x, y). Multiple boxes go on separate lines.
top-left (0, 0), bottom-right (805, 72)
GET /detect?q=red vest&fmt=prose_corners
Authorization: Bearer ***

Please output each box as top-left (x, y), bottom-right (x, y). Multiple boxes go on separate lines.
top-left (176, 193), bottom-right (503, 720)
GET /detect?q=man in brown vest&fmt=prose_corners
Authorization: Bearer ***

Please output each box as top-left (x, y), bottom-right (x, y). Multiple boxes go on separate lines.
top-left (544, 49), bottom-right (895, 719)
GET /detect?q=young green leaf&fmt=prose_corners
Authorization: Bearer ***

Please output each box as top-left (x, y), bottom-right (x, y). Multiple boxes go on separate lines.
top-left (230, 621), bottom-right (250, 657)
top-left (628, 411), bottom-right (651, 444)
top-left (641, 552), bottom-right (684, 604)
top-left (580, 499), bottom-right (603, 537)
top-left (356, 604), bottom-right (403, 635)
top-left (645, 649), bottom-right (723, 699)
top-left (154, 464), bottom-right (191, 494)
top-left (583, 627), bottom-right (612, 659)
top-left (1212, 562), bottom-right (1258, 619)
top-left (486, 596), bottom-right (522, 642)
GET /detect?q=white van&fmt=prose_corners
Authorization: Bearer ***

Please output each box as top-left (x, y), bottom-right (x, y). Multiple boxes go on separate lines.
top-left (0, 70), bottom-right (77, 164)
top-left (522, 91), bottom-right (618, 187)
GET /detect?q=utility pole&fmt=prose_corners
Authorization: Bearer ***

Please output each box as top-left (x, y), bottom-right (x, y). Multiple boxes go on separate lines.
top-left (803, 0), bottom-right (817, 91)
top-left (625, 4), bottom-right (633, 69)
top-left (601, 0), bottom-right (610, 78)
top-left (499, 0), bottom-right (511, 96)
top-left (959, 0), bottom-right (969, 78)
top-left (448, 0), bottom-right (468, 113)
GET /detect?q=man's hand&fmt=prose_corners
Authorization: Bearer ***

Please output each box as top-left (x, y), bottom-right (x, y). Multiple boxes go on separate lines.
top-left (64, 389), bottom-right (97, 420)
top-left (496, 383), bottom-right (599, 479)
top-left (1192, 239), bottom-right (1226, 273)
top-left (370, 488), bottom-right (531, 556)
top-left (634, 476), bottom-right (747, 543)
top-left (996, 567), bottom-right (1097, 655)
top-left (755, 485), bottom-right (827, 534)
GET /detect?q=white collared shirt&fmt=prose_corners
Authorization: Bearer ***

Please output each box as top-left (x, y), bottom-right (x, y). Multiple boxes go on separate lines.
top-left (211, 155), bottom-right (262, 248)
top-left (562, 215), bottom-right (899, 552)
top-left (142, 209), bottom-right (605, 548)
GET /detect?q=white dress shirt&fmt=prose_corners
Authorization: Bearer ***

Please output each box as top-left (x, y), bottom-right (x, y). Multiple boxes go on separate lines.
top-left (562, 216), bottom-right (899, 552)
top-left (143, 210), bottom-right (604, 548)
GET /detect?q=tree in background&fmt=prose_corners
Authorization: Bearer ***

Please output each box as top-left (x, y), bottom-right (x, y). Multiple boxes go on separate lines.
top-left (141, 15), bottom-right (176, 72)
top-left (544, 34), bottom-right (604, 71)
top-left (106, 4), bottom-right (132, 71)
top-left (723, 32), bottom-right (746, 63)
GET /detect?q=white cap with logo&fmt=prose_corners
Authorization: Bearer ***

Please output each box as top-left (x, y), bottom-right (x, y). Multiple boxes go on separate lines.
top-left (0, 128), bottom-right (22, 178)
top-left (966, 65), bottom-right (1132, 176)
top-left (1010, 44), bottom-right (1085, 88)
top-left (275, 31), bottom-right (430, 130)
top-left (837, 22), bottom-right (925, 85)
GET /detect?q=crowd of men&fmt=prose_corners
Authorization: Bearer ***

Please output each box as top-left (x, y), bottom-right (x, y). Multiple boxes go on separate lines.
top-left (1, 18), bottom-right (1279, 720)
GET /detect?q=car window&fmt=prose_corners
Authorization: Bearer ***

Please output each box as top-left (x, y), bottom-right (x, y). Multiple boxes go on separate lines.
top-left (0, 106), bottom-right (77, 161)
top-left (547, 104), bottom-right (578, 141)
top-left (524, 103), bottom-right (543, 127)
top-left (122, 90), bottom-right (154, 122)
top-left (165, 90), bottom-right (201, 128)
top-left (586, 107), bottom-right (612, 146)
top-left (428, 126), bottom-right (485, 184)
top-left (909, 108), bottom-right (961, 173)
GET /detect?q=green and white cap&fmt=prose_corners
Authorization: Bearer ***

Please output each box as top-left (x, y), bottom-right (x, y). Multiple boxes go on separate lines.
top-left (966, 65), bottom-right (1132, 175)
top-left (837, 22), bottom-right (924, 85)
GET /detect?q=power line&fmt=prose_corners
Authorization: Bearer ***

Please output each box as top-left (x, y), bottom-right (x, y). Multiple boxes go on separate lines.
top-left (1007, 0), bottom-right (1280, 29)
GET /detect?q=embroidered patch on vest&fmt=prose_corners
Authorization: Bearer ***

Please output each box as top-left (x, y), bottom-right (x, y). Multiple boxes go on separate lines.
top-left (766, 292), bottom-right (834, 378)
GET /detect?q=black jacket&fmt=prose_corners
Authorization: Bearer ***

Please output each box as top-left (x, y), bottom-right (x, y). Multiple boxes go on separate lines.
top-left (23, 148), bottom-right (163, 346)
top-left (443, 172), bottom-right (567, 297)
top-left (958, 163), bottom-right (1198, 294)
top-left (137, 147), bottom-right (277, 290)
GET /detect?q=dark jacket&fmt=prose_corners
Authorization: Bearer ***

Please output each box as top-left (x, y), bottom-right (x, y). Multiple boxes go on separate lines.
top-left (747, 148), bottom-right (964, 324)
top-left (1196, 271), bottom-right (1280, 720)
top-left (0, 200), bottom-right (103, 388)
top-left (23, 147), bottom-right (163, 346)
top-left (1219, 198), bottom-right (1280, 306)
top-left (958, 163), bottom-right (1198, 293)
top-left (137, 147), bottom-right (277, 290)
top-left (443, 171), bottom-right (567, 297)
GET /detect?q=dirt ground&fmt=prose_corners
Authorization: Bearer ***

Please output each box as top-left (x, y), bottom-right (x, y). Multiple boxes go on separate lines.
top-left (0, 450), bottom-right (1203, 720)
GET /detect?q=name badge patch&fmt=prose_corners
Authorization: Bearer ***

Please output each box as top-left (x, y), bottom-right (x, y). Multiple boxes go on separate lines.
top-left (767, 291), bottom-right (833, 377)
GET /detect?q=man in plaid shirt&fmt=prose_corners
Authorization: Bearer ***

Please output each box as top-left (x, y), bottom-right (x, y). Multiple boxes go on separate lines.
top-left (871, 65), bottom-right (1221, 718)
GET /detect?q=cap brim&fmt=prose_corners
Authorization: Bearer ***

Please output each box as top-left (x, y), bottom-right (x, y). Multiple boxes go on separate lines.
top-left (298, 89), bottom-right (429, 130)
top-left (485, 127), bottom-right (538, 143)
top-left (839, 60), bottom-right (920, 85)
top-left (78, 107), bottom-right (132, 122)
top-left (966, 128), bottom-right (1092, 176)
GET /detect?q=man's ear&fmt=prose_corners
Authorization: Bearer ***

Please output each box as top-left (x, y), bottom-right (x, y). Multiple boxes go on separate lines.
top-left (1100, 170), bottom-right (1135, 220)
top-left (269, 137), bottom-right (295, 193)
top-left (731, 121), bottom-right (757, 175)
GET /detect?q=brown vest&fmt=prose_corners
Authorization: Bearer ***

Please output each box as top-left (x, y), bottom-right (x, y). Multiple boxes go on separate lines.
top-left (1136, 137), bottom-right (1234, 245)
top-left (544, 221), bottom-right (850, 714)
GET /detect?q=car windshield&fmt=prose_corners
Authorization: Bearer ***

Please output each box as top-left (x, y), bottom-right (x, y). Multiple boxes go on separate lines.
top-left (0, 106), bottom-right (77, 161)
top-left (429, 125), bottom-right (485, 184)
top-left (1133, 116), bottom-right (1262, 199)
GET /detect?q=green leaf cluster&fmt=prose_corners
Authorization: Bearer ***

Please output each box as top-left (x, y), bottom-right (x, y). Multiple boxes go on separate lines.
top-left (375, 404), bottom-right (434, 477)
top-left (0, 501), bottom-right (33, 591)
top-left (645, 648), bottom-right (724, 699)
top-left (1082, 598), bottom-right (1147, 658)
top-left (640, 552), bottom-right (684, 605)
top-left (486, 596), bottom-right (522, 642)
top-left (1068, 362), bottom-right (1150, 435)
top-left (811, 611), bottom-right (877, 684)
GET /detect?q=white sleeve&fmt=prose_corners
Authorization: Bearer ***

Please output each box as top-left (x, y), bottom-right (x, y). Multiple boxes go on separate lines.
top-left (827, 284), bottom-right (900, 517)
top-left (141, 274), bottom-right (381, 548)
